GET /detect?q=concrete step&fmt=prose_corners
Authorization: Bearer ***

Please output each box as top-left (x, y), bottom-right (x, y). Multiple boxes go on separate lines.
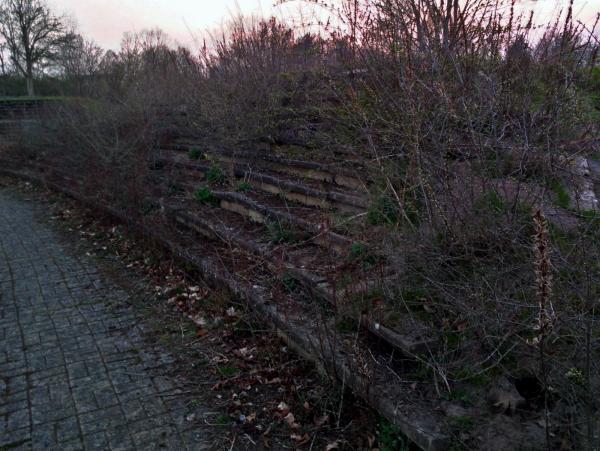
top-left (160, 153), bottom-right (368, 213)
top-left (163, 201), bottom-right (437, 357)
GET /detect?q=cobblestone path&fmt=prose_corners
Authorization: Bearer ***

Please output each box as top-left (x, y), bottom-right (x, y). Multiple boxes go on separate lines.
top-left (0, 188), bottom-right (211, 450)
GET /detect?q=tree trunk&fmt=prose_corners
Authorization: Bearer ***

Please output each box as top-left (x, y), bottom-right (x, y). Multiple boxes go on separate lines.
top-left (25, 60), bottom-right (35, 96)
top-left (26, 76), bottom-right (35, 97)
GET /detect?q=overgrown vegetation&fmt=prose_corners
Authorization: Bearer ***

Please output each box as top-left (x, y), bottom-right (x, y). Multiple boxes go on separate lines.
top-left (3, 0), bottom-right (600, 449)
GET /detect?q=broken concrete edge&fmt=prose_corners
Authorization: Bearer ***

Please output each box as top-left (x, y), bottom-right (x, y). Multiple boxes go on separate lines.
top-left (168, 207), bottom-right (438, 360)
top-left (361, 315), bottom-right (438, 356)
top-left (0, 166), bottom-right (451, 451)
top-left (212, 191), bottom-right (355, 250)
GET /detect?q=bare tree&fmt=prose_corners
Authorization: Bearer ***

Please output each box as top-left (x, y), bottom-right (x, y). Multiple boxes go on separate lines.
top-left (57, 33), bottom-right (104, 95)
top-left (0, 0), bottom-right (68, 96)
top-left (0, 42), bottom-right (7, 75)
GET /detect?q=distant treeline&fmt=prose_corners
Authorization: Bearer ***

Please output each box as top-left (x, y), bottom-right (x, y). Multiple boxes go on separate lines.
top-left (0, 75), bottom-right (75, 97)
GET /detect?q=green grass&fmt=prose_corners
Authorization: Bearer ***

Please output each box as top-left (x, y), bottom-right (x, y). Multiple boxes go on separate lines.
top-left (550, 179), bottom-right (570, 209)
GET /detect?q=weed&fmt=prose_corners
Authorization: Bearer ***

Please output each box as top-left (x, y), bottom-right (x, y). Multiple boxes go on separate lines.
top-left (195, 186), bottom-right (217, 205)
top-left (407, 362), bottom-right (432, 381)
top-left (206, 164), bottom-right (226, 185)
top-left (474, 190), bottom-right (505, 214)
top-left (443, 330), bottom-right (464, 348)
top-left (565, 367), bottom-right (585, 386)
top-left (188, 147), bottom-right (202, 160)
top-left (347, 242), bottom-right (365, 259)
top-left (378, 418), bottom-right (410, 451)
top-left (236, 181), bottom-right (252, 192)
top-left (367, 195), bottom-right (400, 225)
top-left (450, 415), bottom-right (474, 432)
top-left (267, 221), bottom-right (296, 244)
top-left (549, 179), bottom-right (570, 209)
top-left (215, 414), bottom-right (230, 425)
top-left (337, 273), bottom-right (354, 289)
top-left (217, 365), bottom-right (238, 378)
top-left (281, 274), bottom-right (299, 293)
top-left (336, 317), bottom-right (358, 333)
top-left (141, 199), bottom-right (156, 215)
top-left (443, 388), bottom-right (474, 406)
top-left (579, 209), bottom-right (600, 223)
top-left (167, 182), bottom-right (184, 196)
top-left (348, 242), bottom-right (379, 269)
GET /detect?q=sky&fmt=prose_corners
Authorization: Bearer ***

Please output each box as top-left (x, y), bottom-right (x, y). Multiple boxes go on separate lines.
top-left (50, 0), bottom-right (281, 50)
top-left (49, 0), bottom-right (600, 51)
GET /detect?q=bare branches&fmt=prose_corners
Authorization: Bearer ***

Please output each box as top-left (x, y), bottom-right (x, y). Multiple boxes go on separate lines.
top-left (0, 0), bottom-right (68, 95)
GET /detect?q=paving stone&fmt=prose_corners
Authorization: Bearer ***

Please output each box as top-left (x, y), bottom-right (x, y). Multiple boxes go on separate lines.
top-left (0, 426), bottom-right (32, 449)
top-left (0, 188), bottom-right (213, 450)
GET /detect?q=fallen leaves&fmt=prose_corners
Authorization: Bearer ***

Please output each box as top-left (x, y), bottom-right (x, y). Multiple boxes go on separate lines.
top-left (326, 439), bottom-right (343, 450)
top-left (314, 414), bottom-right (330, 427)
top-left (233, 347), bottom-right (255, 361)
top-left (284, 412), bottom-right (300, 430)
top-left (275, 401), bottom-right (289, 416)
top-left (290, 433), bottom-right (311, 445)
top-left (36, 188), bottom-right (376, 451)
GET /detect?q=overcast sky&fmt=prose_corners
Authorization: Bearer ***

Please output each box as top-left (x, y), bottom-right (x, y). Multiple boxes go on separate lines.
top-left (49, 0), bottom-right (599, 51)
